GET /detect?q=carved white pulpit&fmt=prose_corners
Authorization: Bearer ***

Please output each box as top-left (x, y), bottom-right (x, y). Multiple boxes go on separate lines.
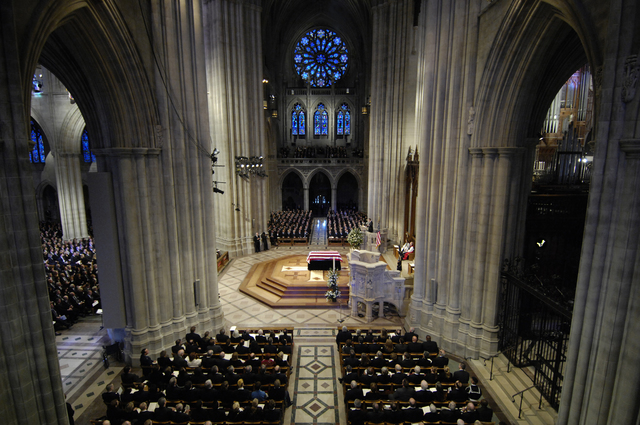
top-left (348, 249), bottom-right (405, 322)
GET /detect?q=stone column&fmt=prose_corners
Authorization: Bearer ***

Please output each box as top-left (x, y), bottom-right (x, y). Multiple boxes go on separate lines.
top-left (407, 0), bottom-right (480, 351)
top-left (331, 186), bottom-right (337, 211)
top-left (205, 0), bottom-right (268, 257)
top-left (54, 152), bottom-right (88, 240)
top-left (367, 0), bottom-right (413, 239)
top-left (0, 5), bottom-right (68, 422)
top-left (304, 186), bottom-right (309, 211)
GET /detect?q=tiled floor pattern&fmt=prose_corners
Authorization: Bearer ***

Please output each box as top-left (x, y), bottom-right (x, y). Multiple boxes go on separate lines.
top-left (57, 315), bottom-right (124, 422)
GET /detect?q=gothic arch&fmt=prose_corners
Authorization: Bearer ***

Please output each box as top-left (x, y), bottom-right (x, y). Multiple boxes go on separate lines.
top-left (474, 0), bottom-right (596, 147)
top-left (22, 0), bottom-right (159, 154)
top-left (306, 167), bottom-right (335, 188)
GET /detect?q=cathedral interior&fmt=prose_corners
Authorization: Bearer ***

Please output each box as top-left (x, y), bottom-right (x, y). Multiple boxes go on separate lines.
top-left (1, 0), bottom-right (640, 424)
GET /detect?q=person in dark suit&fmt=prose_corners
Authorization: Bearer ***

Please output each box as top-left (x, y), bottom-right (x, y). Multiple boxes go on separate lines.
top-left (344, 380), bottom-right (364, 402)
top-left (359, 367), bottom-right (377, 387)
top-left (391, 379), bottom-right (416, 401)
top-left (185, 325), bottom-right (202, 346)
top-left (261, 231), bottom-right (269, 250)
top-left (407, 335), bottom-right (423, 354)
top-left (367, 219), bottom-right (373, 233)
top-left (171, 403), bottom-right (190, 424)
top-left (423, 403), bottom-right (441, 423)
top-left (408, 366), bottom-right (426, 385)
top-left (477, 399), bottom-right (494, 421)
top-left (348, 399), bottom-right (367, 425)
top-left (172, 350), bottom-right (188, 369)
top-left (121, 365), bottom-right (141, 386)
top-left (139, 349), bottom-right (153, 369)
top-left (422, 335), bottom-right (438, 354)
top-left (466, 375), bottom-right (482, 401)
top-left (403, 397), bottom-right (424, 423)
top-left (272, 365), bottom-right (288, 385)
top-left (366, 402), bottom-right (385, 423)
top-left (390, 364), bottom-right (407, 385)
top-left (336, 326), bottom-right (352, 344)
top-left (453, 362), bottom-right (470, 384)
top-left (414, 380), bottom-right (433, 403)
top-left (263, 399), bottom-right (282, 422)
top-left (438, 401), bottom-right (461, 422)
top-left (432, 349), bottom-right (449, 367)
top-left (399, 352), bottom-right (416, 369)
top-left (216, 328), bottom-right (229, 343)
top-left (383, 401), bottom-right (405, 424)
top-left (449, 380), bottom-right (468, 402)
top-left (233, 378), bottom-right (253, 402)
top-left (102, 383), bottom-right (120, 405)
top-left (340, 365), bottom-right (359, 384)
top-left (254, 232), bottom-right (261, 253)
top-left (171, 339), bottom-right (184, 354)
top-left (152, 397), bottom-right (173, 422)
top-left (460, 402), bottom-right (479, 423)
top-left (136, 402), bottom-right (154, 423)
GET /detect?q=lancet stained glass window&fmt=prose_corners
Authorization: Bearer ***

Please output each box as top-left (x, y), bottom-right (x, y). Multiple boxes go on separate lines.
top-left (81, 128), bottom-right (96, 163)
top-left (314, 104), bottom-right (328, 135)
top-left (291, 103), bottom-right (306, 136)
top-left (30, 119), bottom-right (46, 163)
top-left (294, 29), bottom-right (348, 88)
top-left (337, 103), bottom-right (351, 136)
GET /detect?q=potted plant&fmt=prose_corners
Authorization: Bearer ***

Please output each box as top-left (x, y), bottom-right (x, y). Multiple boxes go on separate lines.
top-left (325, 268), bottom-right (341, 302)
top-left (347, 227), bottom-right (363, 250)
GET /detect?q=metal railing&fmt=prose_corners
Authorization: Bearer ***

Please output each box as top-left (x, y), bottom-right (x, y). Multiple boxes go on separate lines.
top-left (511, 385), bottom-right (543, 419)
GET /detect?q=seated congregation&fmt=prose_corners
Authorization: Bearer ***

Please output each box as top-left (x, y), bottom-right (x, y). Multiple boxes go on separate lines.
top-left (98, 326), bottom-right (293, 425)
top-left (337, 327), bottom-right (495, 425)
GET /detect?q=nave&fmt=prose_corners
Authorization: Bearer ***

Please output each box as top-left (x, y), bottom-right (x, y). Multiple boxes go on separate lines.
top-left (60, 247), bottom-right (552, 425)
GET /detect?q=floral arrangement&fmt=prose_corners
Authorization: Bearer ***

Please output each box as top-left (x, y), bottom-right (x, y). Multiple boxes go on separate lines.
top-left (325, 268), bottom-right (341, 302)
top-left (347, 227), bottom-right (363, 250)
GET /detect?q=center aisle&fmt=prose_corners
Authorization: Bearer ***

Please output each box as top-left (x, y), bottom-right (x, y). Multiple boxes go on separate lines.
top-left (309, 218), bottom-right (328, 246)
top-left (285, 327), bottom-right (346, 424)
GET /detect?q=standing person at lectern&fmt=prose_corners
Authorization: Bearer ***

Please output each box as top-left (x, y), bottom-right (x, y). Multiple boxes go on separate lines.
top-left (253, 233), bottom-right (261, 253)
top-left (367, 218), bottom-right (373, 233)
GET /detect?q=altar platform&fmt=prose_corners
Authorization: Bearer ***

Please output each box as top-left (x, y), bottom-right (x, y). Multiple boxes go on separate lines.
top-left (239, 254), bottom-right (350, 307)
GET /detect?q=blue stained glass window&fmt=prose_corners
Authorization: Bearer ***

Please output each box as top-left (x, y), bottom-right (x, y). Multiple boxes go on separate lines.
top-left (292, 103), bottom-right (306, 136)
top-left (345, 110), bottom-right (351, 135)
top-left (292, 111), bottom-right (298, 135)
top-left (340, 103), bottom-right (351, 135)
top-left (294, 29), bottom-right (348, 88)
top-left (337, 111), bottom-right (344, 135)
top-left (30, 119), bottom-right (46, 163)
top-left (314, 104), bottom-right (328, 135)
top-left (299, 110), bottom-right (306, 135)
top-left (81, 129), bottom-right (96, 162)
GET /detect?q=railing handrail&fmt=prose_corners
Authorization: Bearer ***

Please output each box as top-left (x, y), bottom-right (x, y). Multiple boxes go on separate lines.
top-left (511, 385), bottom-right (542, 419)
top-left (511, 385), bottom-right (536, 400)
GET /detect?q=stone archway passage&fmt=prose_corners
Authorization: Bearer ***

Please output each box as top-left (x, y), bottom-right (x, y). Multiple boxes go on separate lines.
top-left (239, 255), bottom-right (350, 307)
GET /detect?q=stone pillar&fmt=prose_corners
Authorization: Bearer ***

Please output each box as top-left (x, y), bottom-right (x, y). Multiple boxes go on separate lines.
top-left (0, 6), bottom-right (68, 423)
top-left (54, 152), bottom-right (88, 240)
top-left (331, 186), bottom-right (337, 211)
top-left (304, 186), bottom-right (309, 211)
top-left (367, 0), bottom-right (413, 239)
top-left (407, 0), bottom-right (480, 351)
top-left (205, 0), bottom-right (268, 257)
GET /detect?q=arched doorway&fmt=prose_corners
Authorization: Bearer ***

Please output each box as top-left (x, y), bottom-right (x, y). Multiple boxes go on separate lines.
top-left (281, 172), bottom-right (303, 210)
top-left (336, 172), bottom-right (358, 210)
top-left (309, 172), bottom-right (331, 216)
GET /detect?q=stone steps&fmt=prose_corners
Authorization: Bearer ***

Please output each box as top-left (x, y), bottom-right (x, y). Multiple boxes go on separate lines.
top-left (470, 354), bottom-right (558, 425)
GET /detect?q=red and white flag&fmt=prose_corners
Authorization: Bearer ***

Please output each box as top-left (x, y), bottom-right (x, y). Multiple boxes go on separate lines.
top-left (376, 231), bottom-right (381, 247)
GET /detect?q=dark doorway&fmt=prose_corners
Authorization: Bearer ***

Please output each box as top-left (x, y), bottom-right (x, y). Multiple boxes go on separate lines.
top-left (336, 172), bottom-right (358, 210)
top-left (42, 185), bottom-right (59, 222)
top-left (309, 172), bottom-right (331, 217)
top-left (281, 172), bottom-right (304, 210)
